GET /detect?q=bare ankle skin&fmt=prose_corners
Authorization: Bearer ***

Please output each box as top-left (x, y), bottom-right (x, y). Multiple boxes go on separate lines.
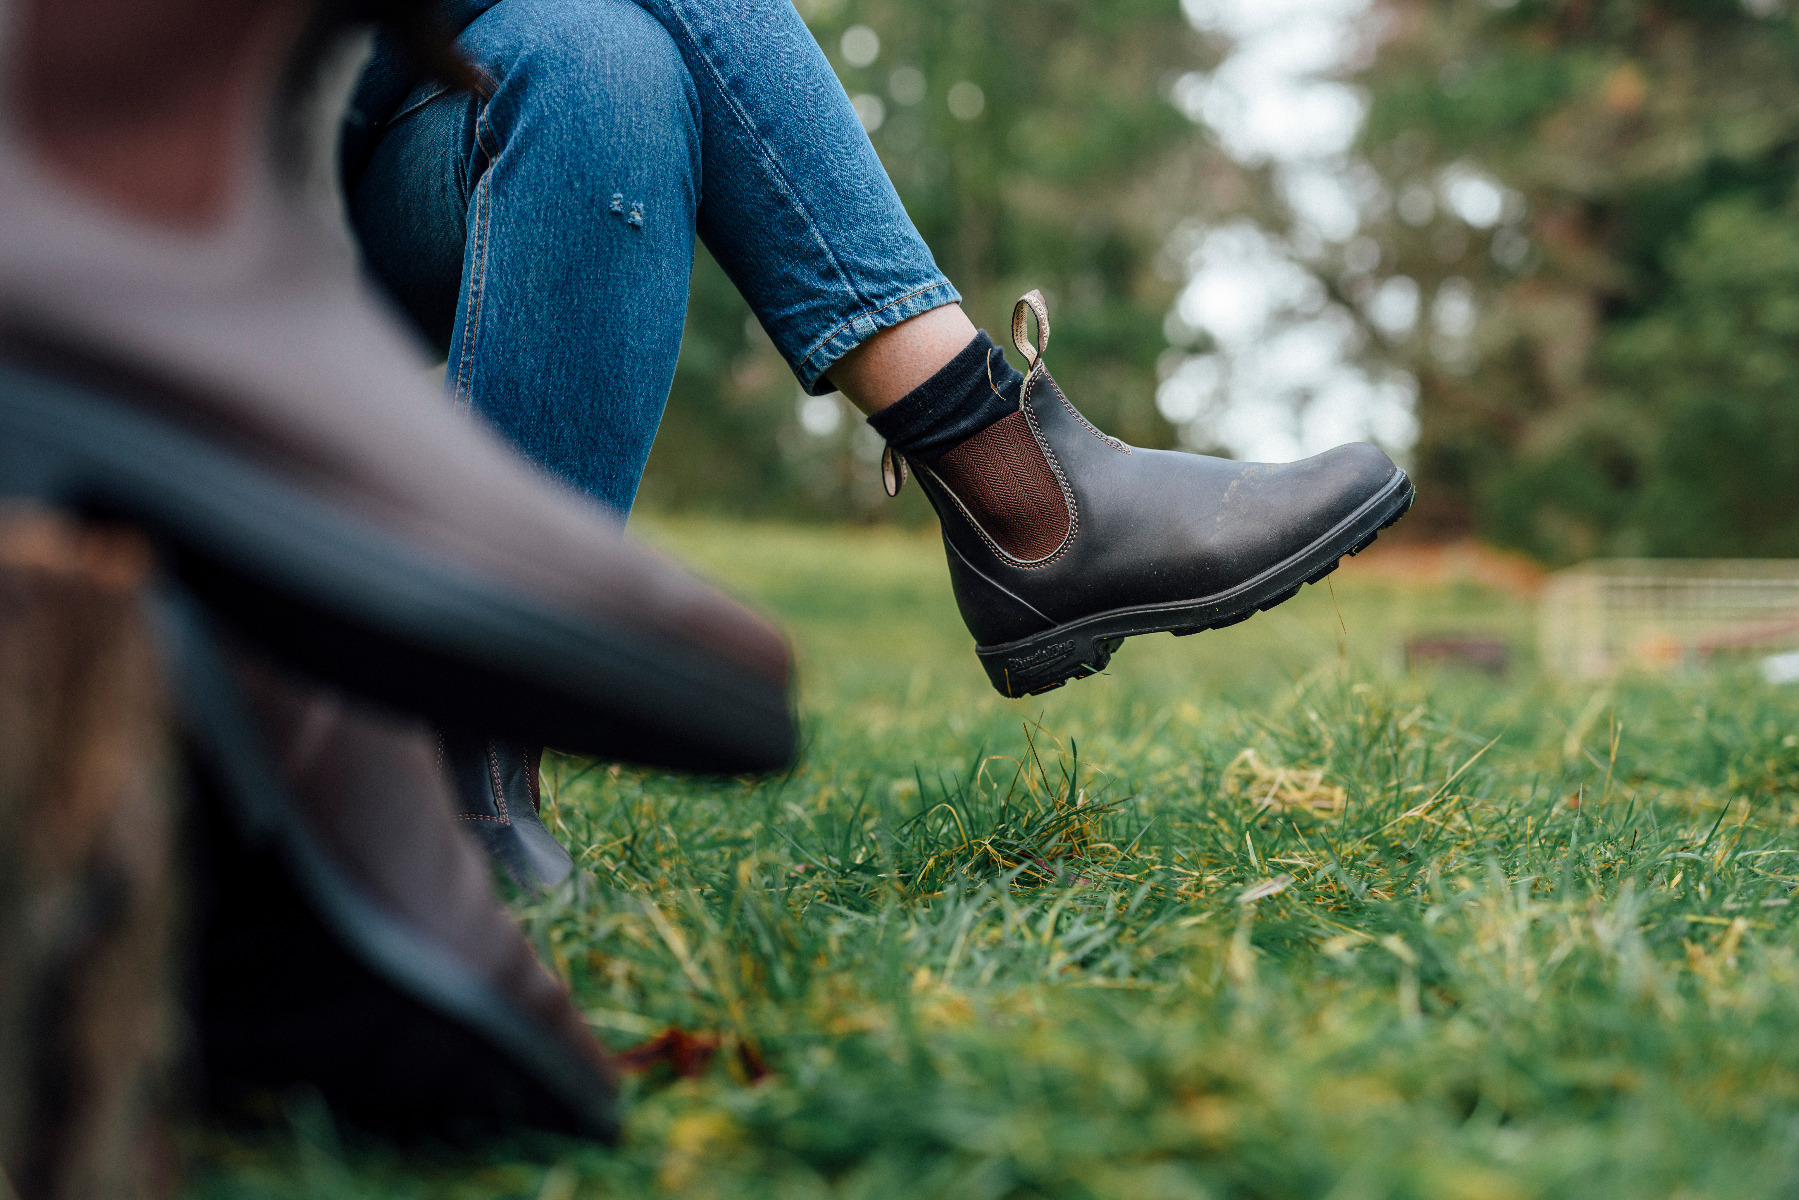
top-left (8, 0), bottom-right (306, 228)
top-left (826, 302), bottom-right (980, 415)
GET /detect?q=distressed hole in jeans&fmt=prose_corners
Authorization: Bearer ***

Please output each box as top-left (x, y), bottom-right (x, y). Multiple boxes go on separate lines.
top-left (628, 200), bottom-right (644, 228)
top-left (609, 192), bottom-right (624, 214)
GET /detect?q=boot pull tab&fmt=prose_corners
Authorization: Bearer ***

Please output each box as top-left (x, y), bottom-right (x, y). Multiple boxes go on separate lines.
top-left (1011, 289), bottom-right (1051, 367)
top-left (881, 444), bottom-right (909, 497)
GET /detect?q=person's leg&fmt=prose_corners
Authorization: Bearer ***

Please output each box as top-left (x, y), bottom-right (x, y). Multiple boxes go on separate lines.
top-left (622, 0), bottom-right (969, 412)
top-left (615, 6), bottom-right (1413, 692)
top-left (352, 0), bottom-right (701, 515)
top-left (348, 0), bottom-right (706, 875)
top-left (829, 305), bottom-right (978, 414)
top-left (590, 0), bottom-right (1035, 506)
top-left (351, 0), bottom-right (980, 505)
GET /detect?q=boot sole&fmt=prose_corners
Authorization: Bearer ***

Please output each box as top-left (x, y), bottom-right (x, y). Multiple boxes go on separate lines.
top-left (0, 359), bottom-right (794, 772)
top-left (976, 470), bottom-right (1415, 698)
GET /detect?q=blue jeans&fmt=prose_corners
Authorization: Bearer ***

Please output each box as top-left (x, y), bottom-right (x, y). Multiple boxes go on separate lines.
top-left (348, 0), bottom-right (957, 514)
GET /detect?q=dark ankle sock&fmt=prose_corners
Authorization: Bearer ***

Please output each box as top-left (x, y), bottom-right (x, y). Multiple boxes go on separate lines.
top-left (870, 331), bottom-right (1070, 562)
top-left (866, 330), bottom-right (1023, 460)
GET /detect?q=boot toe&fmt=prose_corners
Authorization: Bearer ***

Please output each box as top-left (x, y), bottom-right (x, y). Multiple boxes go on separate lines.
top-left (1269, 441), bottom-right (1401, 538)
top-left (1313, 440), bottom-right (1400, 494)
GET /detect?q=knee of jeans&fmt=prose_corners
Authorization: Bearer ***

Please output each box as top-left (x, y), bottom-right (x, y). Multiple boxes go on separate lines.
top-left (471, 0), bottom-right (698, 147)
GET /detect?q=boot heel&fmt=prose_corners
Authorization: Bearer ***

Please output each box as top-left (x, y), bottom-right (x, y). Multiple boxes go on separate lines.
top-left (977, 631), bottom-right (1120, 697)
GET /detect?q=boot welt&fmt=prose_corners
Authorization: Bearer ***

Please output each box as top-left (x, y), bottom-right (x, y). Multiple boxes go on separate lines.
top-left (973, 470), bottom-right (1415, 698)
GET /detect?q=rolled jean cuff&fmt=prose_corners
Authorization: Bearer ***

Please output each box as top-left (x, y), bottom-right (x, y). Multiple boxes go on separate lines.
top-left (794, 279), bottom-right (962, 396)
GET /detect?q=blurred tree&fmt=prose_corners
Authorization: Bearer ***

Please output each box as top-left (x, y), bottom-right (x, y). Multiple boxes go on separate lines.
top-left (1348, 0), bottom-right (1799, 560)
top-left (637, 0), bottom-right (1210, 520)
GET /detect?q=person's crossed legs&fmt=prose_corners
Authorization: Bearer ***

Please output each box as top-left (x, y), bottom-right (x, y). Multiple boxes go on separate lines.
top-left (348, 0), bottom-right (1414, 701)
top-left (346, 0), bottom-right (987, 880)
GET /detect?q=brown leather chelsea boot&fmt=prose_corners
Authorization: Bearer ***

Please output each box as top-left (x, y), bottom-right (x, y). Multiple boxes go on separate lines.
top-left (0, 0), bottom-right (792, 1148)
top-left (891, 291), bottom-right (1414, 697)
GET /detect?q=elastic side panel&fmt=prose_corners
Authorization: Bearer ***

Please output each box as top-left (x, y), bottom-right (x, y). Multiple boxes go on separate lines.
top-left (930, 410), bottom-right (1069, 562)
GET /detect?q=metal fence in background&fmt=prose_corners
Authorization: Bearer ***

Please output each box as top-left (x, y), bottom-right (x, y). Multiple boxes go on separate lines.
top-left (1539, 560), bottom-right (1799, 679)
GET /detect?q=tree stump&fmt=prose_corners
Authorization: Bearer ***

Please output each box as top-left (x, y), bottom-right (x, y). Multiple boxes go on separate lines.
top-left (0, 513), bottom-right (179, 1200)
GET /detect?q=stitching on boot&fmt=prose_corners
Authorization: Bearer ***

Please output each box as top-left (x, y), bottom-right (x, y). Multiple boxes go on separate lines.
top-left (925, 365), bottom-right (1079, 570)
top-left (920, 462), bottom-right (1071, 570)
top-left (455, 744), bottom-right (511, 823)
top-left (1010, 361), bottom-right (1082, 569)
top-left (1044, 373), bottom-right (1128, 454)
top-left (477, 742), bottom-right (511, 826)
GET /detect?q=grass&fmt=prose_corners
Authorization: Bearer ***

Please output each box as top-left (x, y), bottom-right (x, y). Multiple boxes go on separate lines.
top-left (188, 518), bottom-right (1799, 1199)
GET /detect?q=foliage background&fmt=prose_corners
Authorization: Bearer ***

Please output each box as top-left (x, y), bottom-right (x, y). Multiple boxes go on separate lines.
top-left (1352, 0), bottom-right (1799, 561)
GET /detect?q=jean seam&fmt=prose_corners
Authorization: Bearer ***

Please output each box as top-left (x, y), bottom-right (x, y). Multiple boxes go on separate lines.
top-left (388, 81), bottom-right (451, 127)
top-left (654, 0), bottom-right (870, 313)
top-left (471, 66), bottom-right (502, 160)
top-left (796, 280), bottom-right (956, 373)
top-left (455, 172), bottom-right (492, 408)
top-left (452, 88), bottom-right (502, 408)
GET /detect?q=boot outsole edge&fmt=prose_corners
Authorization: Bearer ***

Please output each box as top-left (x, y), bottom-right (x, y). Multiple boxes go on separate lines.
top-left (976, 471), bottom-right (1416, 698)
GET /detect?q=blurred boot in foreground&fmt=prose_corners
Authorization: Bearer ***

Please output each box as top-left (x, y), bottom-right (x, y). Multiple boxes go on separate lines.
top-left (0, 515), bottom-right (179, 1200)
top-left (183, 620), bottom-right (618, 1138)
top-left (0, 0), bottom-right (795, 765)
top-left (0, 0), bottom-right (795, 1150)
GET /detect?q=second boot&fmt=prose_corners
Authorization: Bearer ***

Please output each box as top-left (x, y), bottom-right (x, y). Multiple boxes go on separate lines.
top-left (440, 735), bottom-right (574, 889)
